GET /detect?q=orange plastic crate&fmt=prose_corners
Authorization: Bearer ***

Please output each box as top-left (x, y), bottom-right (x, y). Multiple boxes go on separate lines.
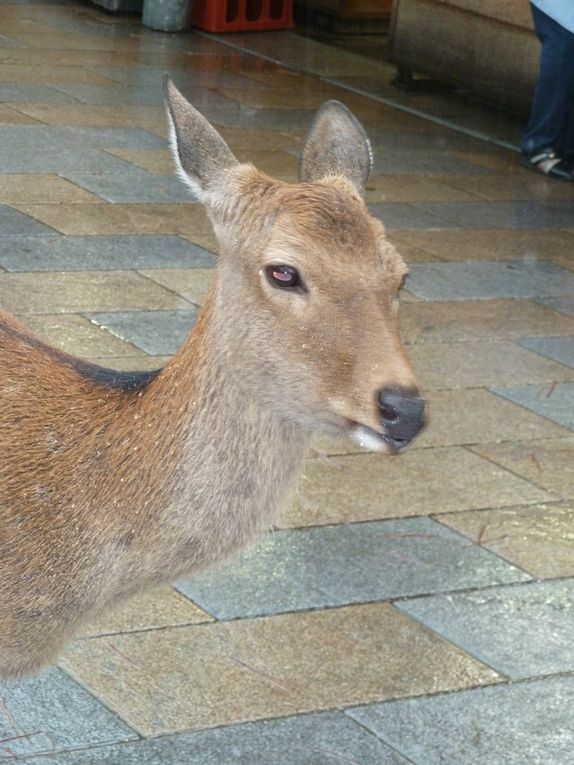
top-left (191, 0), bottom-right (294, 32)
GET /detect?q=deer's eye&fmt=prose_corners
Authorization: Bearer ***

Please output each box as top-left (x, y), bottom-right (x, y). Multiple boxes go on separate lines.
top-left (265, 264), bottom-right (304, 291)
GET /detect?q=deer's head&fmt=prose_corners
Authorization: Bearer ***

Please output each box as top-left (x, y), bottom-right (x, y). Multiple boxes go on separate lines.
top-left (165, 77), bottom-right (425, 453)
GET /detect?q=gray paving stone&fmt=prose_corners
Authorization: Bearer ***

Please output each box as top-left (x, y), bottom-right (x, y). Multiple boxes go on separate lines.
top-left (64, 172), bottom-right (194, 203)
top-left (371, 149), bottom-right (490, 175)
top-left (176, 517), bottom-right (531, 620)
top-left (0, 668), bottom-right (136, 760)
top-left (0, 236), bottom-right (214, 272)
top-left (8, 711), bottom-right (409, 765)
top-left (0, 206), bottom-right (55, 236)
top-left (50, 85), bottom-right (165, 106)
top-left (0, 148), bottom-right (138, 175)
top-left (519, 337), bottom-right (574, 369)
top-left (397, 579), bottom-right (574, 679)
top-left (412, 200), bottom-right (574, 229)
top-left (369, 202), bottom-right (449, 230)
top-left (407, 260), bottom-right (574, 301)
top-left (537, 296), bottom-right (574, 318)
top-left (347, 675), bottom-right (574, 765)
top-left (0, 126), bottom-right (165, 150)
top-left (491, 383), bottom-right (574, 431)
top-left (0, 85), bottom-right (77, 103)
top-left (86, 309), bottom-right (198, 355)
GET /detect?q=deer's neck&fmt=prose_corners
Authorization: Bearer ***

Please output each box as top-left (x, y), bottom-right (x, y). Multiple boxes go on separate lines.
top-left (121, 292), bottom-right (309, 581)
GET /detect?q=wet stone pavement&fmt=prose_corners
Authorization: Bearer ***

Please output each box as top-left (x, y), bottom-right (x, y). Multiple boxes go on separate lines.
top-left (0, 1), bottom-right (573, 763)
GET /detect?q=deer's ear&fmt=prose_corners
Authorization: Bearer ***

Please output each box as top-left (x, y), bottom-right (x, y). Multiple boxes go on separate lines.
top-left (163, 75), bottom-right (238, 200)
top-left (300, 100), bottom-right (372, 195)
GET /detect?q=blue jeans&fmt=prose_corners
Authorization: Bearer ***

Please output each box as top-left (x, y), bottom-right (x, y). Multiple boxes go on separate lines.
top-left (521, 4), bottom-right (574, 157)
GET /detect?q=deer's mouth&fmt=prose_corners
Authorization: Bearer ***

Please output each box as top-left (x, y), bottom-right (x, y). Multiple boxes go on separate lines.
top-left (348, 422), bottom-right (410, 454)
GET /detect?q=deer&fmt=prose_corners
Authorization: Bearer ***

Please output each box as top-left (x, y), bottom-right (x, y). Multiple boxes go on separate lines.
top-left (0, 77), bottom-right (425, 679)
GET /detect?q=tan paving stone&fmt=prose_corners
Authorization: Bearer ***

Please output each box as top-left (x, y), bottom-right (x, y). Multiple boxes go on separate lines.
top-left (19, 313), bottom-right (141, 357)
top-left (0, 175), bottom-right (99, 204)
top-left (218, 126), bottom-right (304, 153)
top-left (80, 586), bottom-right (213, 638)
top-left (281, 446), bottom-right (553, 528)
top-left (13, 203), bottom-right (211, 237)
top-left (105, 148), bottom-right (174, 176)
top-left (365, 175), bottom-right (479, 203)
top-left (470, 438), bottom-right (574, 498)
top-left (0, 63), bottom-right (116, 84)
top-left (410, 339), bottom-right (574, 390)
top-left (432, 173), bottom-right (574, 201)
top-left (59, 603), bottom-right (499, 735)
top-left (0, 271), bottom-right (191, 313)
top-left (139, 268), bottom-right (215, 306)
top-left (10, 104), bottom-right (169, 136)
top-left (389, 229), bottom-right (574, 262)
top-left (399, 299), bottom-right (574, 344)
top-left (0, 104), bottom-right (40, 124)
top-left (437, 502), bottom-right (574, 579)
top-left (219, 86), bottom-right (331, 110)
top-left (235, 150), bottom-right (299, 180)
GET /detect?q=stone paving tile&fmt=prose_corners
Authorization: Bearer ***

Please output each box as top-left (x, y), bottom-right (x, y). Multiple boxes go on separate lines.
top-left (410, 340), bottom-right (574, 389)
top-left (519, 336), bottom-right (574, 369)
top-left (0, 204), bottom-right (56, 235)
top-left (365, 175), bottom-right (479, 203)
top-left (281, 447), bottom-right (552, 529)
top-left (63, 171), bottom-right (194, 204)
top-left (409, 200), bottom-right (574, 229)
top-left (0, 668), bottom-right (136, 760)
top-left (347, 675), bottom-right (574, 765)
top-left (0, 235), bottom-right (215, 272)
top-left (86, 309), bottom-right (198, 355)
top-left (9, 711), bottom-right (412, 765)
top-left (0, 147), bottom-right (140, 174)
top-left (81, 586), bottom-right (213, 638)
top-left (0, 175), bottom-right (98, 205)
top-left (84, 355), bottom-right (171, 372)
top-left (0, 105), bottom-right (39, 124)
top-left (176, 517), bottom-right (531, 620)
top-left (470, 437), bottom-right (574, 498)
top-left (433, 172), bottom-right (574, 201)
top-left (389, 228), bottom-right (574, 262)
top-left (400, 299), bottom-right (574, 343)
top-left (20, 313), bottom-right (139, 358)
top-left (0, 124), bottom-right (165, 150)
top-left (59, 603), bottom-right (499, 736)
top-left (370, 151), bottom-right (492, 177)
top-left (0, 271), bottom-right (191, 314)
top-left (11, 104), bottom-right (169, 137)
top-left (490, 383), bottom-right (574, 431)
top-left (49, 84), bottom-right (165, 106)
top-left (104, 147), bottom-right (173, 175)
top-left (406, 260), bottom-right (574, 301)
top-left (0, 83), bottom-right (77, 102)
top-left (416, 389), bottom-right (570, 447)
top-left (537, 296), bottom-right (574, 317)
top-left (438, 502), bottom-right (574, 579)
top-left (0, 64), bottom-right (114, 85)
top-left (139, 268), bottom-right (215, 307)
top-left (397, 579), bottom-right (574, 680)
top-left (13, 203), bottom-right (211, 237)
top-left (369, 202), bottom-right (453, 230)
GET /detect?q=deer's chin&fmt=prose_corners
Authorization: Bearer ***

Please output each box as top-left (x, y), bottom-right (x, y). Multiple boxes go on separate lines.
top-left (349, 424), bottom-right (409, 454)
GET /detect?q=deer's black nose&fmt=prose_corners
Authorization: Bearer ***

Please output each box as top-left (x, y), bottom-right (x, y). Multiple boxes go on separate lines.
top-left (377, 386), bottom-right (426, 449)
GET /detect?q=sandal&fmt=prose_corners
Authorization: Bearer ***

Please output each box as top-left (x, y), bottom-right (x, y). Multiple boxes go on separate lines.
top-left (520, 149), bottom-right (574, 182)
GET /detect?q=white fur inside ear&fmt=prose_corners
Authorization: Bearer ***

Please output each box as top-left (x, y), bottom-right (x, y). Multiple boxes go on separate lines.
top-left (166, 108), bottom-right (202, 200)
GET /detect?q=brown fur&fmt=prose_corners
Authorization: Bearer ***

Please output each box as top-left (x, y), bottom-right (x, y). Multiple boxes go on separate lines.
top-left (0, 83), bottom-right (422, 678)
